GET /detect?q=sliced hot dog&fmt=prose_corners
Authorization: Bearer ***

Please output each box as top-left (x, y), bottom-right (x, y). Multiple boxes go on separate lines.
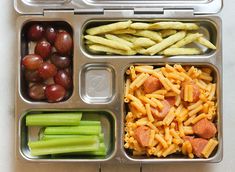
top-left (190, 138), bottom-right (208, 157)
top-left (134, 126), bottom-right (151, 147)
top-left (181, 101), bottom-right (190, 108)
top-left (150, 107), bottom-right (160, 119)
top-left (183, 136), bottom-right (194, 142)
top-left (165, 97), bottom-right (176, 106)
top-left (151, 100), bottom-right (171, 119)
top-left (180, 81), bottom-right (200, 102)
top-left (193, 118), bottom-right (217, 139)
top-left (159, 100), bottom-right (171, 118)
top-left (143, 76), bottom-right (162, 94)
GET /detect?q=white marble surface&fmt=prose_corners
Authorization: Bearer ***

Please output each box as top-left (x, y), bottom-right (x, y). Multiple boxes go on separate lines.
top-left (0, 0), bottom-right (234, 171)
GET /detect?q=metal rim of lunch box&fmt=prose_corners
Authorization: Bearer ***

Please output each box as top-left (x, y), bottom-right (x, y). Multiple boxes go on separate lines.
top-left (14, 0), bottom-right (223, 15)
top-left (14, 0), bottom-right (223, 167)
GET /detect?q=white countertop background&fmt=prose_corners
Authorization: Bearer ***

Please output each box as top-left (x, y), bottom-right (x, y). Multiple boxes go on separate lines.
top-left (0, 0), bottom-right (234, 171)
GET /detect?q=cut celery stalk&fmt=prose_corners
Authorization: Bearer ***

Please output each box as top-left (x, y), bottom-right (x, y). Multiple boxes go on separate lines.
top-left (99, 133), bottom-right (104, 143)
top-left (30, 143), bottom-right (99, 156)
top-left (29, 136), bottom-right (98, 149)
top-left (28, 137), bottom-right (99, 156)
top-left (51, 143), bottom-right (107, 157)
top-left (44, 125), bottom-right (101, 135)
top-left (41, 134), bottom-right (104, 142)
top-left (26, 113), bottom-right (82, 126)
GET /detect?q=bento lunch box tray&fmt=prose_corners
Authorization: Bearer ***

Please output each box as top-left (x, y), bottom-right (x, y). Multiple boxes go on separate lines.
top-left (15, 0), bottom-right (223, 164)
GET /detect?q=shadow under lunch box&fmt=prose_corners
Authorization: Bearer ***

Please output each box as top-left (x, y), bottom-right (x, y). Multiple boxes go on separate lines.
top-left (14, 0), bottom-right (223, 166)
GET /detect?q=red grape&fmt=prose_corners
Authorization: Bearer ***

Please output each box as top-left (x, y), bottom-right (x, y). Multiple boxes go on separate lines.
top-left (24, 24), bottom-right (73, 102)
top-left (24, 70), bottom-right (42, 82)
top-left (54, 32), bottom-right (73, 55)
top-left (45, 26), bottom-right (57, 44)
top-left (50, 53), bottom-right (71, 69)
top-left (29, 83), bottom-right (46, 100)
top-left (35, 40), bottom-right (52, 59)
top-left (45, 84), bottom-right (66, 102)
top-left (54, 70), bottom-right (72, 89)
top-left (22, 54), bottom-right (43, 70)
top-left (38, 62), bottom-right (57, 79)
top-left (27, 24), bottom-right (44, 41)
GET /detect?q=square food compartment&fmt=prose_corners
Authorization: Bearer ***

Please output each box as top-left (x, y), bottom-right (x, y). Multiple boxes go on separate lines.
top-left (19, 110), bottom-right (116, 161)
top-left (122, 63), bottom-right (222, 162)
top-left (80, 64), bottom-right (115, 104)
top-left (20, 21), bottom-right (74, 103)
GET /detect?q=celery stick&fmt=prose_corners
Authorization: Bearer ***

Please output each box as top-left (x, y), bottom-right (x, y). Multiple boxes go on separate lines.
top-left (86, 143), bottom-right (106, 156)
top-left (72, 142), bottom-right (106, 156)
top-left (42, 134), bottom-right (104, 142)
top-left (30, 142), bottom-right (99, 156)
top-left (29, 137), bottom-right (98, 149)
top-left (90, 143), bottom-right (106, 156)
top-left (26, 113), bottom-right (82, 126)
top-left (39, 128), bottom-right (45, 140)
top-left (90, 150), bottom-right (106, 156)
top-left (78, 121), bottom-right (101, 126)
top-left (44, 126), bottom-right (101, 135)
top-left (51, 143), bottom-right (107, 157)
top-left (99, 133), bottom-right (104, 143)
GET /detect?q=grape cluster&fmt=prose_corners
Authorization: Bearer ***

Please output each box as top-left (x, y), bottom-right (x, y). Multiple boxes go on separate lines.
top-left (22, 24), bottom-right (73, 102)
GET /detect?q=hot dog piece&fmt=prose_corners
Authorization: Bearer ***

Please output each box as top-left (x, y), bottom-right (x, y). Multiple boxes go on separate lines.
top-left (150, 107), bottom-right (160, 119)
top-left (183, 136), bottom-right (194, 142)
top-left (180, 81), bottom-right (200, 102)
top-left (165, 97), bottom-right (176, 106)
top-left (143, 76), bottom-right (162, 93)
top-left (193, 118), bottom-right (217, 139)
top-left (134, 126), bottom-right (151, 147)
top-left (151, 100), bottom-right (171, 119)
top-left (190, 138), bottom-right (208, 157)
top-left (159, 100), bottom-right (171, 118)
top-left (181, 101), bottom-right (190, 108)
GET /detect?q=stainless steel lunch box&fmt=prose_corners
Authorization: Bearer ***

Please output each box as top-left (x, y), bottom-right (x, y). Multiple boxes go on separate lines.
top-left (14, 0), bottom-right (223, 166)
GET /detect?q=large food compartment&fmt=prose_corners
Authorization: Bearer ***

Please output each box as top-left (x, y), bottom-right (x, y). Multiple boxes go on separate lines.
top-left (122, 63), bottom-right (222, 162)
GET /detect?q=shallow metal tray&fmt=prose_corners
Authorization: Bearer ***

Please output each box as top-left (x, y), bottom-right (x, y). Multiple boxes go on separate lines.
top-left (15, 9), bottom-right (222, 164)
